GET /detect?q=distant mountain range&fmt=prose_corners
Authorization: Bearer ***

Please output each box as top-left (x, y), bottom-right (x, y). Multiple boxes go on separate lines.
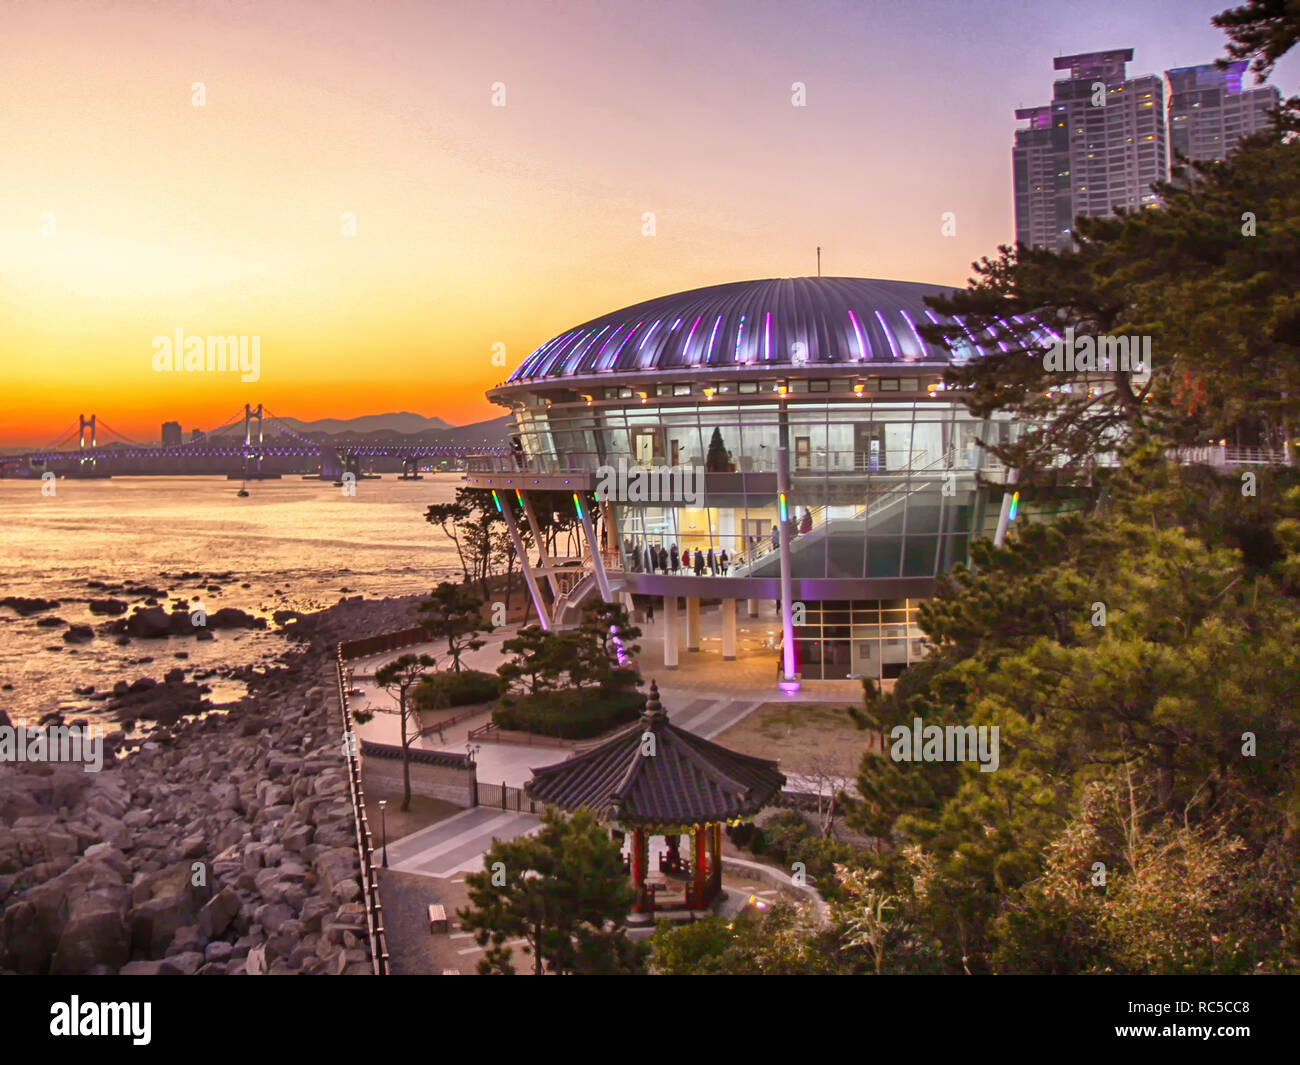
top-left (278, 412), bottom-right (452, 435)
top-left (278, 411), bottom-right (514, 449)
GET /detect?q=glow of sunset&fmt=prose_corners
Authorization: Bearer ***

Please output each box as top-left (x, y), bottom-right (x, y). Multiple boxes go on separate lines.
top-left (1, 0), bottom-right (1286, 445)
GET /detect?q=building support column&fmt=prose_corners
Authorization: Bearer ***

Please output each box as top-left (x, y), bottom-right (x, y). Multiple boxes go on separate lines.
top-left (519, 492), bottom-right (560, 599)
top-left (721, 598), bottom-right (737, 660)
top-left (577, 498), bottom-right (614, 603)
top-left (501, 499), bottom-right (551, 631)
top-left (747, 598), bottom-right (760, 618)
top-left (686, 596), bottom-right (701, 652)
top-left (775, 444), bottom-right (799, 690)
top-left (663, 595), bottom-right (679, 670)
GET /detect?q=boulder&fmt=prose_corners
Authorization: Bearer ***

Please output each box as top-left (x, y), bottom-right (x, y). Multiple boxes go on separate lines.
top-left (196, 887), bottom-right (241, 939)
top-left (124, 607), bottom-right (173, 638)
top-left (0, 596), bottom-right (60, 616)
top-left (159, 951), bottom-right (205, 975)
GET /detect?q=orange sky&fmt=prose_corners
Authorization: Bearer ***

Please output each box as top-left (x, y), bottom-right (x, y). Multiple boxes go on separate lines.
top-left (1, 0), bottom-right (1290, 445)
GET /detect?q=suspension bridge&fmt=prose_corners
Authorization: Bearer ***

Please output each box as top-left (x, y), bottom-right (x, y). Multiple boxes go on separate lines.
top-left (0, 404), bottom-right (507, 480)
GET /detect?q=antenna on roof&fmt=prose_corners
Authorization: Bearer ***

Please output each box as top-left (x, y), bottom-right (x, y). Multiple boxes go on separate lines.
top-left (816, 246), bottom-right (821, 277)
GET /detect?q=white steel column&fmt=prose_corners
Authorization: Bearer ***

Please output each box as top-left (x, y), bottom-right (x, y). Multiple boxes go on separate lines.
top-left (577, 501), bottom-right (614, 603)
top-left (501, 498), bottom-right (551, 631)
top-left (747, 598), bottom-right (760, 617)
top-left (663, 595), bottom-right (679, 670)
top-left (519, 492), bottom-right (560, 598)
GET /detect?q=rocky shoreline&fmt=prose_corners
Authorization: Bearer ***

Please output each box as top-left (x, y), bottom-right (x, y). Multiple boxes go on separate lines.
top-left (0, 592), bottom-right (424, 975)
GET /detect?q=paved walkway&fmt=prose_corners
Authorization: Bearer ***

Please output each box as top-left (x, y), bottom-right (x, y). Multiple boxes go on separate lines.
top-left (382, 805), bottom-right (543, 878)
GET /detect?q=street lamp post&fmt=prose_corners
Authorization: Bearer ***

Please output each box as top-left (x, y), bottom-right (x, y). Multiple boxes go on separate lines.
top-left (378, 799), bottom-right (388, 868)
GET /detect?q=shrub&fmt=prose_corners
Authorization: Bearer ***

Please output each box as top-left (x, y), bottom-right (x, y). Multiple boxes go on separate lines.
top-left (735, 809), bottom-right (857, 887)
top-left (493, 687), bottom-right (646, 739)
top-left (414, 669), bottom-right (503, 710)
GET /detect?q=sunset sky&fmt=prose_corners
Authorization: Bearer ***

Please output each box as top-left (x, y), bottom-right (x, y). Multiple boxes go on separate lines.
top-left (1, 0), bottom-right (1294, 445)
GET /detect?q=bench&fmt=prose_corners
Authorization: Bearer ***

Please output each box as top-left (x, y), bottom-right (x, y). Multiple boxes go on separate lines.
top-left (441, 968), bottom-right (460, 975)
top-left (427, 904), bottom-right (448, 934)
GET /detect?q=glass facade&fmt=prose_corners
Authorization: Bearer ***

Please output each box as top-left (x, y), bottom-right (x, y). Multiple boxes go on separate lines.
top-left (795, 598), bottom-right (930, 680)
top-left (508, 385), bottom-right (1014, 582)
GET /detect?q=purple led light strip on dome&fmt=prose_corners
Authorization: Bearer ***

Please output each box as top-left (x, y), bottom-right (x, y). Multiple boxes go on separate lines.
top-left (764, 312), bottom-right (772, 361)
top-left (681, 316), bottom-right (702, 364)
top-left (898, 310), bottom-right (927, 360)
top-left (848, 309), bottom-right (869, 361)
top-left (704, 315), bottom-right (723, 364)
top-left (873, 310), bottom-right (901, 361)
top-left (562, 325), bottom-right (612, 374)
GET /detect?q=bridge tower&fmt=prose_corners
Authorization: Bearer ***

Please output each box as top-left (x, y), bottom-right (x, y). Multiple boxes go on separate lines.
top-left (78, 414), bottom-right (96, 470)
top-left (243, 403), bottom-right (264, 478)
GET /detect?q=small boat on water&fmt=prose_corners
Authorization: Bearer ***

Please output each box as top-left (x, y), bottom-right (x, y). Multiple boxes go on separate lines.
top-left (237, 488), bottom-right (250, 497)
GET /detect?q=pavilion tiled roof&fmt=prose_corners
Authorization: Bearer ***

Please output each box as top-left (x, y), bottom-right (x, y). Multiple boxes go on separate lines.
top-left (525, 681), bottom-right (785, 826)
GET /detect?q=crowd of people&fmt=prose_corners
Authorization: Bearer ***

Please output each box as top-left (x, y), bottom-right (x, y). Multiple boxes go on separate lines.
top-left (624, 538), bottom-right (738, 575)
top-left (622, 511), bottom-right (816, 575)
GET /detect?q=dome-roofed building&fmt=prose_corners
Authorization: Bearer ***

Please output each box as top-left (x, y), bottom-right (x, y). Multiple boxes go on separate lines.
top-left (504, 277), bottom-right (1005, 383)
top-left (468, 276), bottom-right (1028, 685)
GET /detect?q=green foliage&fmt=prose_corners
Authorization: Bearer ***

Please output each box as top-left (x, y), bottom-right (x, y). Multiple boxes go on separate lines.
top-left (458, 809), bottom-right (646, 975)
top-left (1214, 0), bottom-right (1300, 76)
top-left (365, 652), bottom-right (438, 813)
top-left (650, 900), bottom-right (842, 974)
top-left (418, 581), bottom-right (492, 673)
top-left (735, 809), bottom-right (859, 893)
top-left (493, 688), bottom-right (646, 739)
top-left (574, 599), bottom-right (642, 692)
top-left (496, 625), bottom-right (569, 696)
top-left (497, 600), bottom-right (642, 700)
top-left (413, 668), bottom-right (502, 711)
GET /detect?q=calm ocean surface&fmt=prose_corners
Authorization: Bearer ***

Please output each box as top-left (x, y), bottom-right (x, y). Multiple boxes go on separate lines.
top-left (0, 474), bottom-right (463, 722)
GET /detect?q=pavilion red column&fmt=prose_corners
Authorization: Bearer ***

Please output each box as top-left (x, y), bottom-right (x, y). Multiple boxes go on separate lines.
top-left (692, 825), bottom-right (707, 910)
top-left (631, 828), bottom-right (648, 913)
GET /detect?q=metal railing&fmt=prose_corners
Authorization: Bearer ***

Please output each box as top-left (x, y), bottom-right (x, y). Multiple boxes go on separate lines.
top-left (476, 781), bottom-right (547, 813)
top-left (335, 644), bottom-right (390, 976)
top-left (1170, 444), bottom-right (1290, 467)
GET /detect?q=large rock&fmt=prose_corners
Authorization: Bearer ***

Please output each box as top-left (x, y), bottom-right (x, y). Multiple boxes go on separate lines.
top-left (0, 596), bottom-right (60, 616)
top-left (123, 607), bottom-right (174, 638)
top-left (196, 887), bottom-right (241, 939)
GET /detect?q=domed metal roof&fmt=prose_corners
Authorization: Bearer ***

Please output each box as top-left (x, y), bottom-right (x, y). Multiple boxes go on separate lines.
top-left (507, 276), bottom-right (1034, 383)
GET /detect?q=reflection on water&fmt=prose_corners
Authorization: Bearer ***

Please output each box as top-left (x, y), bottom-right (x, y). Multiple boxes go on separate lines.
top-left (0, 474), bottom-right (462, 722)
